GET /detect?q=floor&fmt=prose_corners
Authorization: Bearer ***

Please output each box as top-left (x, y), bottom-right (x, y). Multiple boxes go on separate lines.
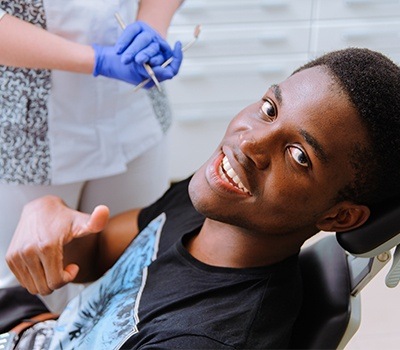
top-left (345, 261), bottom-right (400, 350)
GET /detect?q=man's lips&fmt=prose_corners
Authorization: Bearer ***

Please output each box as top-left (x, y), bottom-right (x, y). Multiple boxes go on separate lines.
top-left (218, 155), bottom-right (251, 195)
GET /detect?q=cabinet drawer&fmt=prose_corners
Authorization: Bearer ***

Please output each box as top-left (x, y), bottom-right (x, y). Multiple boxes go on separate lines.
top-left (314, 0), bottom-right (400, 20)
top-left (310, 20), bottom-right (400, 55)
top-left (169, 23), bottom-right (311, 58)
top-left (168, 56), bottom-right (305, 108)
top-left (173, 0), bottom-right (313, 25)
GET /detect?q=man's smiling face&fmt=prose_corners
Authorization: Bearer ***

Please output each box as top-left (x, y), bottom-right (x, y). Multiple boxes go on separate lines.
top-left (189, 66), bottom-right (370, 237)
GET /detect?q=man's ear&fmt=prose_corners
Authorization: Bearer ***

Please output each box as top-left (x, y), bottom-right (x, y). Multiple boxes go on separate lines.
top-left (316, 202), bottom-right (370, 232)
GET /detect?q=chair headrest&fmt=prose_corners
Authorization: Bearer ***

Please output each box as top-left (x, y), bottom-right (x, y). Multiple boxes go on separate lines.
top-left (336, 197), bottom-right (400, 257)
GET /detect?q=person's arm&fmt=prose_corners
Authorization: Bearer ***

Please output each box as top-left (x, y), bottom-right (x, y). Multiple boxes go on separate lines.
top-left (136, 0), bottom-right (184, 38)
top-left (0, 11), bottom-right (182, 86)
top-left (0, 13), bottom-right (94, 72)
top-left (5, 196), bottom-right (141, 295)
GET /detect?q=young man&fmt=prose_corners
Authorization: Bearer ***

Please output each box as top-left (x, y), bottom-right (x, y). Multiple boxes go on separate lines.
top-left (5, 48), bottom-right (400, 349)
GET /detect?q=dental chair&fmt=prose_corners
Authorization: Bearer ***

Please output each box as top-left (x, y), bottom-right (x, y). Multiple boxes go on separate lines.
top-left (290, 197), bottom-right (400, 349)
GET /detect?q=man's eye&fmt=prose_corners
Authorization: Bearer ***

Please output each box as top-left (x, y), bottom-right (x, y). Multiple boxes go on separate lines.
top-left (288, 146), bottom-right (309, 168)
top-left (261, 98), bottom-right (277, 121)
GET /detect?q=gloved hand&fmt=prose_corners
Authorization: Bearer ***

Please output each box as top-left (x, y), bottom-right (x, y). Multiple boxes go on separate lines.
top-left (92, 41), bottom-right (183, 88)
top-left (92, 44), bottom-right (149, 86)
top-left (115, 21), bottom-right (167, 66)
top-left (115, 20), bottom-right (183, 87)
top-left (140, 40), bottom-right (183, 88)
top-left (93, 20), bottom-right (183, 88)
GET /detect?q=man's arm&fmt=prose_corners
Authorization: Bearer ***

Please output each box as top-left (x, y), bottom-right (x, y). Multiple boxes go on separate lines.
top-left (5, 196), bottom-right (141, 295)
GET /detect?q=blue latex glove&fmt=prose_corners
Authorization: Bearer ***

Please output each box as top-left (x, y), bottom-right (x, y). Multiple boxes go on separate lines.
top-left (143, 41), bottom-right (183, 88)
top-left (115, 21), bottom-right (183, 84)
top-left (92, 42), bottom-right (183, 88)
top-left (93, 21), bottom-right (183, 88)
top-left (115, 21), bottom-right (166, 66)
top-left (92, 44), bottom-right (148, 86)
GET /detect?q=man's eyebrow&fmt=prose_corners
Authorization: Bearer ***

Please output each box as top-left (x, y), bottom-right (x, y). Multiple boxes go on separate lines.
top-left (299, 129), bottom-right (329, 164)
top-left (270, 84), bottom-right (282, 104)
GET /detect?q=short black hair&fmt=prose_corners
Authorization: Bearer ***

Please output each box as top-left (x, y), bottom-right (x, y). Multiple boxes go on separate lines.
top-left (293, 48), bottom-right (400, 206)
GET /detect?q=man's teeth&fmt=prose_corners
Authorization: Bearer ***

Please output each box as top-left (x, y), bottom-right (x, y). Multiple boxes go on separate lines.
top-left (219, 156), bottom-right (250, 194)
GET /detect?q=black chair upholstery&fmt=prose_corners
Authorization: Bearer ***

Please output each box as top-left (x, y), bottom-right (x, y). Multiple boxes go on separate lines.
top-left (0, 286), bottom-right (49, 333)
top-left (289, 235), bottom-right (351, 349)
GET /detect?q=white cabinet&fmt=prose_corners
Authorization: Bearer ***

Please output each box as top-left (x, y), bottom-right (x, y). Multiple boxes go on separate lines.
top-left (166, 0), bottom-right (400, 180)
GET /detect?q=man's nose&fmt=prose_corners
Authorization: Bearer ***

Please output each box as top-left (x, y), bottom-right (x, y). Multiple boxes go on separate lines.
top-left (238, 130), bottom-right (274, 170)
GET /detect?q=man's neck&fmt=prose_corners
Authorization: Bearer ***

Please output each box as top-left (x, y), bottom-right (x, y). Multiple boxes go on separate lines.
top-left (185, 219), bottom-right (307, 269)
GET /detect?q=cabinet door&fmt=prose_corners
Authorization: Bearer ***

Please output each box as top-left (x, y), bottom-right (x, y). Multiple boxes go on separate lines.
top-left (169, 23), bottom-right (310, 58)
top-left (172, 0), bottom-right (313, 25)
top-left (311, 20), bottom-right (400, 58)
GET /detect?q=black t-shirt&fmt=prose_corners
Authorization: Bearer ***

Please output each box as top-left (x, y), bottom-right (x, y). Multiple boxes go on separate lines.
top-left (122, 178), bottom-right (303, 349)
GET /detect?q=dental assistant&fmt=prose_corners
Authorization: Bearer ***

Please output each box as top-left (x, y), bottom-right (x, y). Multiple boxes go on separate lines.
top-left (0, 0), bottom-right (183, 313)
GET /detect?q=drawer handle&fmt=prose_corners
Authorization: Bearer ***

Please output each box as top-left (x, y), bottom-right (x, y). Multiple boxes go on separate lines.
top-left (345, 0), bottom-right (398, 4)
top-left (259, 32), bottom-right (287, 44)
top-left (343, 30), bottom-right (371, 40)
top-left (180, 68), bottom-right (205, 79)
top-left (178, 64), bottom-right (286, 78)
top-left (260, 0), bottom-right (289, 9)
top-left (180, 4), bottom-right (207, 14)
top-left (260, 65), bottom-right (285, 75)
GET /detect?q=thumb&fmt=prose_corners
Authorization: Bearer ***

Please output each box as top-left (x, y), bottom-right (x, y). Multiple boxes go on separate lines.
top-left (170, 41), bottom-right (183, 73)
top-left (73, 205), bottom-right (110, 238)
top-left (85, 205), bottom-right (110, 234)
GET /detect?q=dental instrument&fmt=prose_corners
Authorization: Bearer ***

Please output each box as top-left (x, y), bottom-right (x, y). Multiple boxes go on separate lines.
top-left (133, 24), bottom-right (202, 92)
top-left (114, 12), bottom-right (162, 92)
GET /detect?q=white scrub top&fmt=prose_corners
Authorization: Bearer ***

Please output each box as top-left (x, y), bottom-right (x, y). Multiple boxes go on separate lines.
top-left (0, 0), bottom-right (171, 185)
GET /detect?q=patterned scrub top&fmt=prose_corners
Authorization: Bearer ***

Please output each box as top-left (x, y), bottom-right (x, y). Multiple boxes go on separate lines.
top-left (0, 0), bottom-right (171, 185)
